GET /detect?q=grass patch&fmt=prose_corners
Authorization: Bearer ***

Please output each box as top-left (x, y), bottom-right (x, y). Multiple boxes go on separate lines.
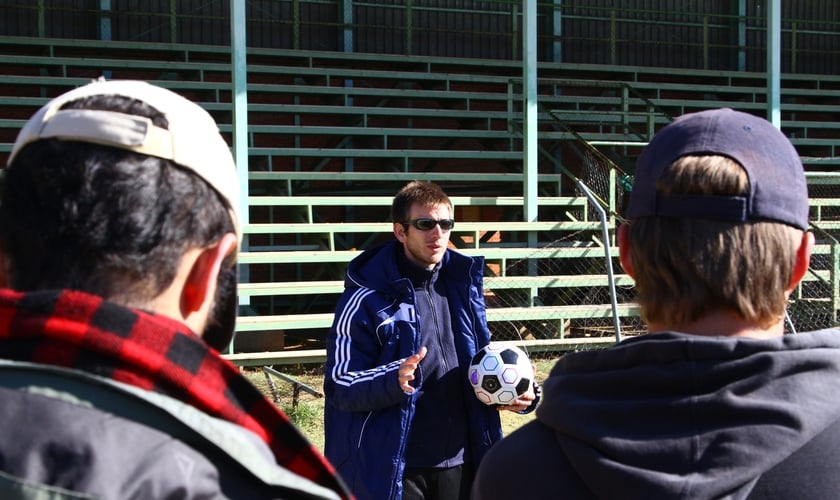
top-left (243, 355), bottom-right (561, 453)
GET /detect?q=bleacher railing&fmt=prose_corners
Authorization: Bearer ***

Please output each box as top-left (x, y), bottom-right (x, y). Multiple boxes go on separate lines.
top-left (2, 36), bottom-right (840, 367)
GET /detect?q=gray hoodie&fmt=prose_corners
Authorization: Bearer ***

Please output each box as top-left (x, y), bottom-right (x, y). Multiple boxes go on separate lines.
top-left (473, 329), bottom-right (840, 499)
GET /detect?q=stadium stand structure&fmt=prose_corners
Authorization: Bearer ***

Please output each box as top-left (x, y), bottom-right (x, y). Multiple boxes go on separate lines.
top-left (2, 35), bottom-right (840, 365)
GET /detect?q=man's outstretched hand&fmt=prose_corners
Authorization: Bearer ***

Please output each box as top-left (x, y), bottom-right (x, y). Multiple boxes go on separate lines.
top-left (399, 346), bottom-right (427, 394)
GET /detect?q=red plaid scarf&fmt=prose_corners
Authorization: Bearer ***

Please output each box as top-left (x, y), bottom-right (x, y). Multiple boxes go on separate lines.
top-left (0, 288), bottom-right (350, 499)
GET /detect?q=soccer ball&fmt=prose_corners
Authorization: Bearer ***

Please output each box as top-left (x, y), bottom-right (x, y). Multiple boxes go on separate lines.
top-left (468, 344), bottom-right (534, 406)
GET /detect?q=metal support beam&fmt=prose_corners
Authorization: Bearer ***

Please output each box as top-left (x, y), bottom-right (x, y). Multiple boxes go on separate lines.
top-left (99, 0), bottom-right (112, 79)
top-left (37, 0), bottom-right (45, 37)
top-left (523, 0), bottom-right (538, 224)
top-left (736, 0), bottom-right (746, 71)
top-left (522, 0), bottom-right (539, 303)
top-left (552, 0), bottom-right (562, 63)
top-left (231, 0), bottom-right (250, 302)
top-left (766, 0), bottom-right (781, 128)
top-left (340, 0), bottom-right (353, 52)
top-left (99, 0), bottom-right (111, 41)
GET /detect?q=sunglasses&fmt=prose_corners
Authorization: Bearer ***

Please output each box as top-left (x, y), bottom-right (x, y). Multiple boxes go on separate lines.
top-left (403, 218), bottom-right (455, 231)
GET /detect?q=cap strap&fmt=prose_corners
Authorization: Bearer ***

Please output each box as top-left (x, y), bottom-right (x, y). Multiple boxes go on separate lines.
top-left (655, 194), bottom-right (748, 221)
top-left (38, 109), bottom-right (175, 160)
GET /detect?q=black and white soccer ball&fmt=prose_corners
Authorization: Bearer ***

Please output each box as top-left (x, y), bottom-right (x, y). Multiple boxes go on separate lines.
top-left (468, 344), bottom-right (534, 406)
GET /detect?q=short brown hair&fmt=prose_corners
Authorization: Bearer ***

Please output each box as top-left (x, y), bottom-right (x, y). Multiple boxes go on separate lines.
top-left (627, 155), bottom-right (804, 328)
top-left (390, 181), bottom-right (453, 223)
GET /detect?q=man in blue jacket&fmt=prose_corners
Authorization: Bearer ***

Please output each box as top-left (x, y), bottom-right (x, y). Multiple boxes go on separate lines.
top-left (324, 181), bottom-right (537, 500)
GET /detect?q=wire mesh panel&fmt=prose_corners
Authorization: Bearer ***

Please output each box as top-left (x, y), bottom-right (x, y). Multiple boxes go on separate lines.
top-left (485, 146), bottom-right (643, 346)
top-left (789, 246), bottom-right (837, 333)
top-left (483, 234), bottom-right (644, 345)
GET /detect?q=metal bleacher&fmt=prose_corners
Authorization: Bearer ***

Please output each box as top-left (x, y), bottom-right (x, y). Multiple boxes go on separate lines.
top-left (2, 36), bottom-right (840, 365)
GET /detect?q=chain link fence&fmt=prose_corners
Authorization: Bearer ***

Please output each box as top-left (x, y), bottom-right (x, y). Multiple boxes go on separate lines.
top-left (485, 151), bottom-right (645, 347)
top-left (789, 240), bottom-right (836, 334)
top-left (484, 236), bottom-right (645, 346)
top-left (485, 154), bottom-right (840, 348)
top-left (794, 180), bottom-right (840, 333)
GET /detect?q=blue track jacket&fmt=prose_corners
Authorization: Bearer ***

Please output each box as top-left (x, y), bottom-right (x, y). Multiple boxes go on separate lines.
top-left (324, 241), bottom-right (503, 500)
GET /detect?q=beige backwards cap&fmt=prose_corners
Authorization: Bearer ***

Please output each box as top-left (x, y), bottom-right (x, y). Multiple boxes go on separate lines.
top-left (6, 79), bottom-right (241, 250)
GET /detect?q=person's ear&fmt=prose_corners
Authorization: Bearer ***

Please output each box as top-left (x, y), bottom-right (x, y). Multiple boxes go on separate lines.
top-left (617, 223), bottom-right (635, 279)
top-left (787, 230), bottom-right (815, 294)
top-left (394, 222), bottom-right (407, 243)
top-left (0, 251), bottom-right (9, 288)
top-left (181, 233), bottom-right (238, 321)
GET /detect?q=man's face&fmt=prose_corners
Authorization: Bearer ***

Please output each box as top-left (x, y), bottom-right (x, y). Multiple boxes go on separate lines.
top-left (394, 202), bottom-right (452, 270)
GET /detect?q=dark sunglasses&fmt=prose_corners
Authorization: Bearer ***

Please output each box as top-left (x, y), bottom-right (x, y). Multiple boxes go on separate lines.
top-left (403, 218), bottom-right (455, 231)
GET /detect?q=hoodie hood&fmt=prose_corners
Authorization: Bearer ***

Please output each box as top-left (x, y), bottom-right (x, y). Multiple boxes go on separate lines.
top-left (537, 330), bottom-right (840, 499)
top-left (344, 241), bottom-right (406, 294)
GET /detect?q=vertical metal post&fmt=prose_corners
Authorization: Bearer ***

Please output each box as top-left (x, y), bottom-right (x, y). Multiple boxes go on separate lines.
top-left (552, 0), bottom-right (562, 62)
top-left (610, 9), bottom-right (616, 65)
top-left (170, 0), bottom-right (177, 43)
top-left (766, 0), bottom-right (781, 128)
top-left (293, 0), bottom-right (300, 50)
top-left (406, 0), bottom-right (413, 56)
top-left (99, 0), bottom-right (111, 41)
top-left (231, 0), bottom-right (250, 307)
top-left (340, 0), bottom-right (353, 51)
top-left (523, 0), bottom-right (538, 224)
top-left (702, 15), bottom-right (708, 69)
top-left (833, 241), bottom-right (840, 326)
top-left (340, 0), bottom-right (356, 245)
top-left (736, 0), bottom-right (746, 71)
top-left (511, 2), bottom-right (519, 62)
top-left (37, 0), bottom-right (45, 37)
top-left (577, 181), bottom-right (622, 342)
top-left (524, 0), bottom-right (538, 303)
top-left (99, 1), bottom-right (112, 80)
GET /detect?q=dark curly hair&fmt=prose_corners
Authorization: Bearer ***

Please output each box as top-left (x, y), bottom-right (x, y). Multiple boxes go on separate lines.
top-left (0, 94), bottom-right (235, 315)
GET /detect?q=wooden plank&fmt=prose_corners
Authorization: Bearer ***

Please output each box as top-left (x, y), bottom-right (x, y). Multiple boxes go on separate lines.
top-left (0, 96), bottom-right (51, 107)
top-left (246, 63), bottom-right (513, 87)
top-left (549, 110), bottom-right (659, 124)
top-left (238, 246), bottom-right (616, 265)
top-left (248, 147), bottom-right (521, 160)
top-left (243, 221), bottom-right (606, 234)
top-left (488, 303), bottom-right (639, 321)
top-left (236, 313), bottom-right (333, 331)
top-left (245, 82), bottom-right (510, 103)
top-left (485, 274), bottom-right (635, 289)
top-left (239, 281), bottom-right (344, 296)
top-left (247, 171), bottom-right (565, 183)
top-left (225, 349), bottom-right (328, 366)
top-left (222, 336), bottom-right (624, 366)
top-left (0, 118), bottom-right (27, 126)
top-left (0, 35), bottom-right (228, 59)
top-left (0, 54), bottom-right (230, 73)
top-left (230, 124), bottom-right (514, 139)
top-left (0, 75), bottom-right (94, 88)
top-left (235, 103), bottom-right (512, 120)
top-left (233, 303), bottom-right (640, 332)
top-left (247, 195), bottom-right (586, 208)
top-left (237, 240), bottom-right (840, 266)
top-left (236, 274), bottom-right (635, 297)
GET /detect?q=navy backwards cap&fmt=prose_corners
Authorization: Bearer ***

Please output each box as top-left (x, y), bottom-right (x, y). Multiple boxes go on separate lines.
top-left (626, 108), bottom-right (809, 230)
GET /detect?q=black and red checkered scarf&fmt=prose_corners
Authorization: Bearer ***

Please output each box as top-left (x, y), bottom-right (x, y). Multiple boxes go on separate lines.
top-left (0, 288), bottom-right (351, 499)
